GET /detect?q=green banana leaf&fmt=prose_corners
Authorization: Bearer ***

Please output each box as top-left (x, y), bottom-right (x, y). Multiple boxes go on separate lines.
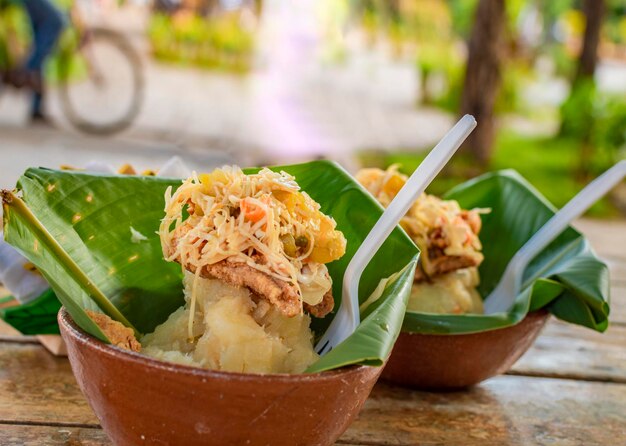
top-left (2, 161), bottom-right (419, 372)
top-left (402, 170), bottom-right (610, 335)
top-left (0, 289), bottom-right (61, 335)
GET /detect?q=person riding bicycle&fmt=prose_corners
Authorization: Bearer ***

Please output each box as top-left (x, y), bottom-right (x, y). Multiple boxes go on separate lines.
top-left (5, 0), bottom-right (65, 123)
top-left (2, 1), bottom-right (143, 134)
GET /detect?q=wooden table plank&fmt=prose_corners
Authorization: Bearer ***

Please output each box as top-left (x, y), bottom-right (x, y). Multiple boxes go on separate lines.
top-left (575, 218), bottom-right (626, 288)
top-left (0, 342), bottom-right (98, 426)
top-left (0, 424), bottom-right (108, 446)
top-left (612, 283), bottom-right (626, 324)
top-left (607, 258), bottom-right (626, 286)
top-left (2, 339), bottom-right (626, 445)
top-left (0, 319), bottom-right (21, 337)
top-left (0, 288), bottom-right (22, 338)
top-left (510, 319), bottom-right (626, 383)
top-left (2, 363), bottom-right (625, 446)
top-left (343, 377), bottom-right (626, 446)
top-left (575, 219), bottom-right (626, 262)
top-left (0, 424), bottom-right (369, 446)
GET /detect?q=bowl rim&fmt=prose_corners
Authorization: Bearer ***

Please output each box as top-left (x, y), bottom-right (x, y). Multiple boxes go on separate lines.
top-left (399, 308), bottom-right (550, 337)
top-left (58, 307), bottom-right (373, 382)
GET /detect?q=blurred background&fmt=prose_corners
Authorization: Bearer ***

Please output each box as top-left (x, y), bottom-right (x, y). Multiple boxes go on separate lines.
top-left (0, 0), bottom-right (625, 216)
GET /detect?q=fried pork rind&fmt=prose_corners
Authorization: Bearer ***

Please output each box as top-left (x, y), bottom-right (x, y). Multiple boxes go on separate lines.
top-left (160, 167), bottom-right (346, 318)
top-left (304, 290), bottom-right (334, 318)
top-left (86, 310), bottom-right (141, 352)
top-left (185, 255), bottom-right (302, 317)
top-left (356, 166), bottom-right (486, 282)
top-left (412, 253), bottom-right (479, 282)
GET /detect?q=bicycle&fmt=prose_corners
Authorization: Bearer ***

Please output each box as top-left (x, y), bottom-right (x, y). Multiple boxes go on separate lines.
top-left (0, 1), bottom-right (145, 135)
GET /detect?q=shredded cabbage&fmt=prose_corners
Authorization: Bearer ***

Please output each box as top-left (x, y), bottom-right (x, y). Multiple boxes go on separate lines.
top-left (356, 165), bottom-right (487, 277)
top-left (160, 166), bottom-right (346, 311)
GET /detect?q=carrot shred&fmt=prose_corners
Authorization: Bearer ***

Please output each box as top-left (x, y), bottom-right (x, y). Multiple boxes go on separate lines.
top-left (241, 197), bottom-right (269, 223)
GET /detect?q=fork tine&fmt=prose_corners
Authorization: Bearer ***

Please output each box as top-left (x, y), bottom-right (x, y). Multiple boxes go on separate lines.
top-left (316, 340), bottom-right (331, 355)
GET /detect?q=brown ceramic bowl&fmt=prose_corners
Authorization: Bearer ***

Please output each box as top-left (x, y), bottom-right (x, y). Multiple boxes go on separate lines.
top-left (381, 310), bottom-right (550, 390)
top-left (58, 308), bottom-right (383, 446)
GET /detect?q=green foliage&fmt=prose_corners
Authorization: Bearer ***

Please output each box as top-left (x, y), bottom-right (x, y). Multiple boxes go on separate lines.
top-left (356, 0), bottom-right (456, 56)
top-left (560, 78), bottom-right (596, 141)
top-left (0, 4), bottom-right (87, 84)
top-left (148, 12), bottom-right (254, 73)
top-left (430, 74), bottom-right (462, 111)
top-left (448, 0), bottom-right (478, 38)
top-left (544, 43), bottom-right (577, 78)
top-left (0, 4), bottom-right (30, 68)
top-left (504, 0), bottom-right (527, 30)
top-left (416, 41), bottom-right (464, 105)
top-left (594, 94), bottom-right (626, 158)
top-left (561, 79), bottom-right (626, 167)
top-left (497, 61), bottom-right (534, 114)
top-left (403, 170), bottom-right (610, 334)
top-left (543, 0), bottom-right (576, 21)
top-left (0, 28), bottom-right (8, 68)
top-left (606, 0), bottom-right (626, 44)
top-left (3, 162), bottom-right (419, 372)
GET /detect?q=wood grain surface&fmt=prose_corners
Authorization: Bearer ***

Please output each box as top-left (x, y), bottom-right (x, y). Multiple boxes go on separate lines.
top-left (0, 342), bottom-right (98, 426)
top-left (510, 320), bottom-right (626, 383)
top-left (0, 425), bottom-right (108, 446)
top-left (342, 377), bottom-right (626, 446)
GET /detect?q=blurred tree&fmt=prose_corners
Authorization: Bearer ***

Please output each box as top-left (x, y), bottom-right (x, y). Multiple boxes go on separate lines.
top-left (560, 0), bottom-right (606, 179)
top-left (459, 0), bottom-right (505, 165)
top-left (576, 0), bottom-right (606, 81)
top-left (409, 0), bottom-right (455, 104)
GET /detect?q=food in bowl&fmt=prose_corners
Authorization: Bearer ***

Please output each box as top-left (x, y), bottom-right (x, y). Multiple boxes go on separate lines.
top-left (408, 267), bottom-right (483, 315)
top-left (90, 166), bottom-right (347, 374)
top-left (59, 307), bottom-right (384, 446)
top-left (357, 165), bottom-right (487, 315)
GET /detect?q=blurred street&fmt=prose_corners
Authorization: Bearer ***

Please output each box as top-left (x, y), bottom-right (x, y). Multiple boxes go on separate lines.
top-left (0, 124), bottom-right (235, 189)
top-left (0, 55), bottom-right (455, 179)
top-left (0, 3), bottom-right (457, 184)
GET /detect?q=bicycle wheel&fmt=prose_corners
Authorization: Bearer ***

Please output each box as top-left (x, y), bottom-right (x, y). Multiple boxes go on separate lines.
top-left (58, 27), bottom-right (144, 135)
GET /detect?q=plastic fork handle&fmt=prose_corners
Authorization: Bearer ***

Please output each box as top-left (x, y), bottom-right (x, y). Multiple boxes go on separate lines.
top-left (314, 115), bottom-right (477, 354)
top-left (510, 160), bottom-right (626, 274)
top-left (342, 115), bottom-right (477, 332)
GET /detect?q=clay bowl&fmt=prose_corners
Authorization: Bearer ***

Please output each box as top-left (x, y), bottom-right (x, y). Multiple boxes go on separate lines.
top-left (381, 309), bottom-right (550, 390)
top-left (58, 308), bottom-right (383, 446)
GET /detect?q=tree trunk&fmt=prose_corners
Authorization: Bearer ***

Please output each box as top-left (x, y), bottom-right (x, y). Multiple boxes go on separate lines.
top-left (571, 0), bottom-right (606, 180)
top-left (575, 0), bottom-right (605, 82)
top-left (459, 0), bottom-right (506, 166)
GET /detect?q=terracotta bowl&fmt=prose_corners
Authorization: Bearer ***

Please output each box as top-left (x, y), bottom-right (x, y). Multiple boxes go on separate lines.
top-left (58, 308), bottom-right (383, 446)
top-left (381, 310), bottom-right (550, 390)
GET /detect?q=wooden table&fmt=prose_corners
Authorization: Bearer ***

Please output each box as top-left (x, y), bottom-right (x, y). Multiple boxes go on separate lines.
top-left (1, 219), bottom-right (625, 445)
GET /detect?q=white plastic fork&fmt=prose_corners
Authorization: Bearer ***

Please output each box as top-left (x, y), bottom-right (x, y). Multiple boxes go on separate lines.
top-left (315, 115), bottom-right (478, 355)
top-left (483, 160), bottom-right (626, 314)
